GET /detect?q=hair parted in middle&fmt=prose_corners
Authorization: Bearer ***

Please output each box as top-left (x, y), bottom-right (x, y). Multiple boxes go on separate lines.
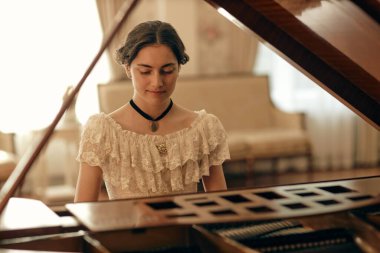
top-left (115, 20), bottom-right (189, 66)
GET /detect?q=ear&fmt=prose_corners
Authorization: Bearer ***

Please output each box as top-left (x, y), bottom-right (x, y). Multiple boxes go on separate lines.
top-left (124, 65), bottom-right (132, 79)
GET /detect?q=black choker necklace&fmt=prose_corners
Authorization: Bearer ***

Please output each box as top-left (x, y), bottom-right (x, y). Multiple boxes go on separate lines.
top-left (129, 99), bottom-right (173, 132)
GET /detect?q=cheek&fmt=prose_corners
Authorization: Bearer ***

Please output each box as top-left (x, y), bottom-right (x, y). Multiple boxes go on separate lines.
top-left (166, 75), bottom-right (177, 84)
top-left (132, 75), bottom-right (148, 88)
top-left (165, 72), bottom-right (179, 84)
top-left (165, 77), bottom-right (178, 92)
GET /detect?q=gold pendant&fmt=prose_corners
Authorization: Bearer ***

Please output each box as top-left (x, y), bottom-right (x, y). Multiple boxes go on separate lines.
top-left (151, 121), bottom-right (158, 132)
top-left (156, 143), bottom-right (167, 155)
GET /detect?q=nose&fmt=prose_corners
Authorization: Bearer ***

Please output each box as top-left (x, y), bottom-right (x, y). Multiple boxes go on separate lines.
top-left (151, 72), bottom-right (164, 88)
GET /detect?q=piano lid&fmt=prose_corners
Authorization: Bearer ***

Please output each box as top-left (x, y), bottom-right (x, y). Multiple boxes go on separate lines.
top-left (205, 0), bottom-right (380, 130)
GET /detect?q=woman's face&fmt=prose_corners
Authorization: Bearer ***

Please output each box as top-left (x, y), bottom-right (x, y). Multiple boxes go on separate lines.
top-left (127, 44), bottom-right (180, 105)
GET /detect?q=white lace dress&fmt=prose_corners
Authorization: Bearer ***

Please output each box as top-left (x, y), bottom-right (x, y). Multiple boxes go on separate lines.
top-left (76, 110), bottom-right (230, 200)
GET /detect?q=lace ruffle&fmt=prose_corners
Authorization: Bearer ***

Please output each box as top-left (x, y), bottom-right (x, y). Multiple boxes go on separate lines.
top-left (77, 110), bottom-right (230, 196)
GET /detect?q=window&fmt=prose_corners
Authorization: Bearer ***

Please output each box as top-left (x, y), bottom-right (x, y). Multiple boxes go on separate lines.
top-left (0, 0), bottom-right (110, 132)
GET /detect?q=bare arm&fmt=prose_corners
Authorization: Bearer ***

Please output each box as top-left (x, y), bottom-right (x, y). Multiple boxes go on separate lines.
top-left (74, 162), bottom-right (103, 202)
top-left (202, 165), bottom-right (227, 192)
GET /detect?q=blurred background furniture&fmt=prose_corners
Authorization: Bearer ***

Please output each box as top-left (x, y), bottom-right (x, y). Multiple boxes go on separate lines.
top-left (28, 126), bottom-right (81, 205)
top-left (97, 74), bottom-right (313, 179)
top-left (0, 132), bottom-right (17, 187)
top-left (26, 86), bottom-right (82, 205)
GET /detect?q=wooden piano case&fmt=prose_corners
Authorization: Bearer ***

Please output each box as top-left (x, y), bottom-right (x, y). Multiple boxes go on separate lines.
top-left (1, 177), bottom-right (380, 252)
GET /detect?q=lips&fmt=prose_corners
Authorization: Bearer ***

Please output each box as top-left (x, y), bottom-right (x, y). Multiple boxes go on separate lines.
top-left (147, 90), bottom-right (165, 94)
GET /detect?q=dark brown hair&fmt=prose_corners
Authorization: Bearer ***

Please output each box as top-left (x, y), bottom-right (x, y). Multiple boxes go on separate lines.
top-left (115, 20), bottom-right (189, 66)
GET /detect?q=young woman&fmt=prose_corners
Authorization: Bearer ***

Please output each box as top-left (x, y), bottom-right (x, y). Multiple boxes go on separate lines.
top-left (74, 20), bottom-right (230, 202)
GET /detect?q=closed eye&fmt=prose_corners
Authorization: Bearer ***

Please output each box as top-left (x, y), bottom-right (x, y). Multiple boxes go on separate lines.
top-left (161, 69), bottom-right (174, 75)
top-left (161, 66), bottom-right (176, 75)
top-left (140, 71), bottom-right (151, 75)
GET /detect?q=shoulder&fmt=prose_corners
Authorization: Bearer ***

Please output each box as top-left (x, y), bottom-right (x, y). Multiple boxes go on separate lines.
top-left (183, 109), bottom-right (227, 138)
top-left (82, 113), bottom-right (118, 135)
top-left (171, 106), bottom-right (226, 131)
top-left (84, 113), bottom-right (106, 127)
top-left (108, 103), bottom-right (130, 123)
top-left (199, 110), bottom-right (225, 128)
top-left (172, 104), bottom-right (198, 126)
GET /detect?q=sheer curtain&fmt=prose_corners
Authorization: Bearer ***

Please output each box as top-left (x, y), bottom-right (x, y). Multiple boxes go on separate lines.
top-left (0, 0), bottom-right (110, 134)
top-left (0, 1), bottom-right (111, 195)
top-left (254, 43), bottom-right (379, 170)
top-left (96, 0), bottom-right (167, 81)
top-left (96, 0), bottom-right (132, 81)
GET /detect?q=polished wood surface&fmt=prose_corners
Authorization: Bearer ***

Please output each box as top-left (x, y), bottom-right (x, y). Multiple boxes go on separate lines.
top-left (2, 176), bottom-right (379, 252)
top-left (205, 0), bottom-right (380, 130)
top-left (352, 0), bottom-right (380, 23)
top-left (66, 177), bottom-right (380, 232)
top-left (0, 198), bottom-right (61, 239)
top-left (277, 0), bottom-right (380, 81)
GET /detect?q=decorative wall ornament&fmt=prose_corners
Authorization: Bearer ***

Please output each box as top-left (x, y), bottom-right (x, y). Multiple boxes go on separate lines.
top-left (197, 0), bottom-right (258, 75)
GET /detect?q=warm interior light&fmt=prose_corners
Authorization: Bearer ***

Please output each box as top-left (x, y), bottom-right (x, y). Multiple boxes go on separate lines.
top-left (217, 7), bottom-right (246, 30)
top-left (0, 1), bottom-right (110, 133)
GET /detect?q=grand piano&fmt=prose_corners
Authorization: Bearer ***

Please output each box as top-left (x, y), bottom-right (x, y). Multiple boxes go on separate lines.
top-left (0, 0), bottom-right (379, 252)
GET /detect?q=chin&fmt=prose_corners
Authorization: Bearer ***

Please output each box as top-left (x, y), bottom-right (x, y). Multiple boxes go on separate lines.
top-left (147, 94), bottom-right (169, 102)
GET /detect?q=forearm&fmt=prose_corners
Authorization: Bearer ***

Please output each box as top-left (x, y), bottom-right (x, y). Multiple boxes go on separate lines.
top-left (74, 163), bottom-right (103, 202)
top-left (202, 165), bottom-right (227, 192)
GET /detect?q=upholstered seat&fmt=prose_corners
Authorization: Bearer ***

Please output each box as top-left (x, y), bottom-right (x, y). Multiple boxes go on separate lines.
top-left (228, 128), bottom-right (310, 160)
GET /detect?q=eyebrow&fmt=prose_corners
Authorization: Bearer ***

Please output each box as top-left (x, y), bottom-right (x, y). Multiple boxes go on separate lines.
top-left (137, 63), bottom-right (176, 68)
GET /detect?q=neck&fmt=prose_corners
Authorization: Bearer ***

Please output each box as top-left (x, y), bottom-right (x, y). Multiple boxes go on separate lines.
top-left (131, 97), bottom-right (172, 119)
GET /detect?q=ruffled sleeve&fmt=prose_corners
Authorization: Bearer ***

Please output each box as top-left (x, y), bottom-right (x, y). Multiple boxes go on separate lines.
top-left (166, 111), bottom-right (231, 191)
top-left (202, 113), bottom-right (231, 166)
top-left (76, 114), bottom-right (112, 167)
